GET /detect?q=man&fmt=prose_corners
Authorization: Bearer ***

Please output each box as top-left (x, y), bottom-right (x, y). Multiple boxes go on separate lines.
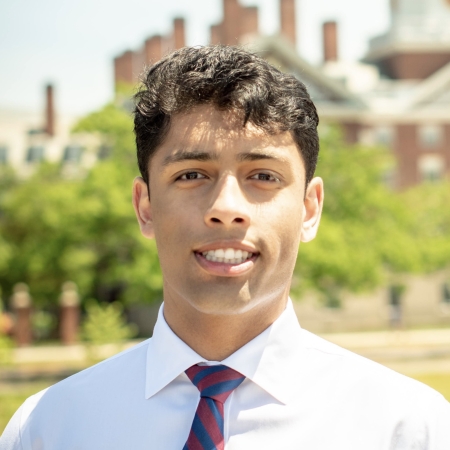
top-left (1, 46), bottom-right (449, 449)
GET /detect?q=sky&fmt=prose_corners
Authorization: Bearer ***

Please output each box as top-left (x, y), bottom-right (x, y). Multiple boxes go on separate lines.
top-left (0, 0), bottom-right (391, 116)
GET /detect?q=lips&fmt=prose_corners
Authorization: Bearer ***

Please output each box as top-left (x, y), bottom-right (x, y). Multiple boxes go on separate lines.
top-left (193, 242), bottom-right (259, 276)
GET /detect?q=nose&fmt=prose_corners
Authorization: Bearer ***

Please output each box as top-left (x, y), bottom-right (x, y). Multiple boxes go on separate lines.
top-left (204, 175), bottom-right (251, 227)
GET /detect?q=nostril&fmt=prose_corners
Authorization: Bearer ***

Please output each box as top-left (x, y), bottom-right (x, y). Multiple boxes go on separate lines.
top-left (234, 218), bottom-right (244, 223)
top-left (211, 218), bottom-right (221, 223)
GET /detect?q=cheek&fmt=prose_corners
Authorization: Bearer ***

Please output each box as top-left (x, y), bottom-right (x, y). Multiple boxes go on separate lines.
top-left (257, 199), bottom-right (303, 262)
top-left (277, 216), bottom-right (303, 256)
top-left (151, 196), bottom-right (199, 252)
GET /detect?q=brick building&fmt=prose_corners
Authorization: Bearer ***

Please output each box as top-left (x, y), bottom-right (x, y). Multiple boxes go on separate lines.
top-left (114, 18), bottom-right (186, 86)
top-left (113, 0), bottom-right (450, 189)
top-left (345, 0), bottom-right (450, 188)
top-left (0, 85), bottom-right (99, 176)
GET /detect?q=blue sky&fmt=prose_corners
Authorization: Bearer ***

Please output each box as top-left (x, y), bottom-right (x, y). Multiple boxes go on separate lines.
top-left (0, 0), bottom-right (390, 116)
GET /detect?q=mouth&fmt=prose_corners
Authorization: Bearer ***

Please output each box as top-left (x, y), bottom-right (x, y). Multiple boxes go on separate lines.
top-left (200, 248), bottom-right (255, 264)
top-left (194, 246), bottom-right (259, 276)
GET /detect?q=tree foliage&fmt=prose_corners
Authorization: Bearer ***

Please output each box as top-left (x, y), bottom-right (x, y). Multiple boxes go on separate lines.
top-left (82, 300), bottom-right (137, 345)
top-left (0, 103), bottom-right (162, 308)
top-left (293, 127), bottom-right (450, 302)
top-left (0, 106), bottom-right (449, 309)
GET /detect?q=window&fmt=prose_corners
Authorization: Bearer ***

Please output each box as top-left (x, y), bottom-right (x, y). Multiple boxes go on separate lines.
top-left (382, 168), bottom-right (396, 188)
top-left (400, 0), bottom-right (426, 16)
top-left (0, 146), bottom-right (7, 164)
top-left (26, 146), bottom-right (45, 163)
top-left (418, 155), bottom-right (445, 182)
top-left (97, 144), bottom-right (112, 160)
top-left (389, 284), bottom-right (405, 328)
top-left (63, 145), bottom-right (83, 163)
top-left (375, 126), bottom-right (395, 147)
top-left (443, 283), bottom-right (450, 304)
top-left (418, 125), bottom-right (443, 149)
top-left (358, 128), bottom-right (375, 146)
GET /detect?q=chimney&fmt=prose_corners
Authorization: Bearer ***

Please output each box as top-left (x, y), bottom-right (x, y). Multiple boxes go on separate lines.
top-left (45, 84), bottom-right (55, 137)
top-left (223, 0), bottom-right (241, 45)
top-left (280, 0), bottom-right (297, 47)
top-left (173, 17), bottom-right (186, 50)
top-left (210, 23), bottom-right (223, 45)
top-left (113, 55), bottom-right (122, 86)
top-left (162, 36), bottom-right (174, 56)
top-left (390, 0), bottom-right (399, 11)
top-left (323, 21), bottom-right (338, 62)
top-left (144, 35), bottom-right (163, 64)
top-left (113, 51), bottom-right (136, 86)
top-left (240, 6), bottom-right (259, 39)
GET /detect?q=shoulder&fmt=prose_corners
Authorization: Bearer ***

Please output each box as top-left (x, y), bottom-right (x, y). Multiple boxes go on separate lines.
top-left (1, 339), bottom-right (152, 447)
top-left (293, 329), bottom-right (450, 446)
top-left (40, 338), bottom-right (150, 406)
top-left (298, 328), bottom-right (450, 415)
top-left (300, 329), bottom-right (437, 394)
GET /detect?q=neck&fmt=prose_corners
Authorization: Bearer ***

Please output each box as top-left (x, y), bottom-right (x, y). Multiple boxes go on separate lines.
top-left (163, 293), bottom-right (288, 361)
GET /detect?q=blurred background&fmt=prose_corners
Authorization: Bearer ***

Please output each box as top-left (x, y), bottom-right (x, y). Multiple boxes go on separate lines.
top-left (1, 0), bottom-right (450, 432)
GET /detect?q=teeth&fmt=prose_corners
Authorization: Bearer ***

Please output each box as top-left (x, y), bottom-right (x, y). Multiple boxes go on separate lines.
top-left (200, 247), bottom-right (254, 264)
top-left (224, 248), bottom-right (234, 259)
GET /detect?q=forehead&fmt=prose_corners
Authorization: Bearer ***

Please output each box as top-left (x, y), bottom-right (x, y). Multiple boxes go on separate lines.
top-left (156, 105), bottom-right (299, 158)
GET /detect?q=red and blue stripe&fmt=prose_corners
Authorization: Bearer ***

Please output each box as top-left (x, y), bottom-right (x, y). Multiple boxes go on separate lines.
top-left (183, 364), bottom-right (245, 450)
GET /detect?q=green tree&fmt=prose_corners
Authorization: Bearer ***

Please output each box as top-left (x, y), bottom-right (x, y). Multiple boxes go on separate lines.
top-left (0, 103), bottom-right (162, 308)
top-left (72, 103), bottom-right (163, 305)
top-left (293, 127), bottom-right (427, 304)
top-left (400, 179), bottom-right (450, 272)
top-left (82, 300), bottom-right (137, 345)
top-left (81, 300), bottom-right (137, 361)
top-left (2, 104), bottom-right (448, 311)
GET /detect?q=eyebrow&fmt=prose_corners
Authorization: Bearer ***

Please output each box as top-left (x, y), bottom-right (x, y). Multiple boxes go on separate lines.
top-left (162, 151), bottom-right (219, 166)
top-left (162, 150), bottom-right (284, 166)
top-left (237, 152), bottom-right (279, 162)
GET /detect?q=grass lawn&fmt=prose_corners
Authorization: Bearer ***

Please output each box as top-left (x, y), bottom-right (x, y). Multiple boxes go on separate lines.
top-left (1, 373), bottom-right (449, 435)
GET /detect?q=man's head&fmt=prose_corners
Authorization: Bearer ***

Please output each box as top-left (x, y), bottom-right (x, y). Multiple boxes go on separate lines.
top-left (134, 45), bottom-right (319, 188)
top-left (132, 46), bottom-right (323, 325)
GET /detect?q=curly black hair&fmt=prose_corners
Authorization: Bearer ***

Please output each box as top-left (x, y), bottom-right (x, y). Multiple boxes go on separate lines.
top-left (134, 45), bottom-right (319, 186)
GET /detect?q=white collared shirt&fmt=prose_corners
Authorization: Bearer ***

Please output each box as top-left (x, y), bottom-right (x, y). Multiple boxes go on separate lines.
top-left (2, 299), bottom-right (450, 449)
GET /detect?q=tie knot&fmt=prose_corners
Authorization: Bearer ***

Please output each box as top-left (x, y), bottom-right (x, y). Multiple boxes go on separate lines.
top-left (185, 364), bottom-right (245, 403)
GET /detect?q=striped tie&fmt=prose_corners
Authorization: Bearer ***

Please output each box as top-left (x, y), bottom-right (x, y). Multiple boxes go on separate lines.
top-left (183, 364), bottom-right (245, 450)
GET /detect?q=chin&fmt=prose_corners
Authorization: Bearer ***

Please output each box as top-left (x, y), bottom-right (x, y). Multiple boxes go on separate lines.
top-left (187, 292), bottom-right (254, 316)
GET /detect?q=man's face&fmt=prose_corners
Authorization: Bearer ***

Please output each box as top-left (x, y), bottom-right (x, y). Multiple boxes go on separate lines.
top-left (133, 105), bottom-right (323, 316)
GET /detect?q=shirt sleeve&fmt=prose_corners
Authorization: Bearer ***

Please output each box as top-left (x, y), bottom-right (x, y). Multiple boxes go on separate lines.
top-left (0, 403), bottom-right (24, 450)
top-left (432, 392), bottom-right (450, 449)
top-left (0, 389), bottom-right (48, 450)
top-left (394, 391), bottom-right (450, 450)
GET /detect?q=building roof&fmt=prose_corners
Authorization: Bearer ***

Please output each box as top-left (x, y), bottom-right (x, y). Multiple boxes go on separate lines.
top-left (406, 60), bottom-right (450, 110)
top-left (250, 35), bottom-right (368, 113)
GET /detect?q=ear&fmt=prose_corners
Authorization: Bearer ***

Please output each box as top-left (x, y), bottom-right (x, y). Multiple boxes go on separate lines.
top-left (300, 177), bottom-right (324, 243)
top-left (132, 177), bottom-right (155, 239)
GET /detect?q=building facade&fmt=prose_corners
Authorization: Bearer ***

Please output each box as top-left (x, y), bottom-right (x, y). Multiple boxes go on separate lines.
top-left (0, 85), bottom-right (100, 177)
top-left (113, 0), bottom-right (450, 189)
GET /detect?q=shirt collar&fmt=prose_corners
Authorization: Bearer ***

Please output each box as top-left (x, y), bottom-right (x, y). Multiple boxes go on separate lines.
top-left (145, 299), bottom-right (304, 405)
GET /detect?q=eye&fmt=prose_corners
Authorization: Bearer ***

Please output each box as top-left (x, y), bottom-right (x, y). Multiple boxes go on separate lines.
top-left (250, 172), bottom-right (279, 182)
top-left (178, 171), bottom-right (207, 181)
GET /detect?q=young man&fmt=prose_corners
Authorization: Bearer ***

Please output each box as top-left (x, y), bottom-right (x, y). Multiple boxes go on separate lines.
top-left (2, 46), bottom-right (449, 449)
